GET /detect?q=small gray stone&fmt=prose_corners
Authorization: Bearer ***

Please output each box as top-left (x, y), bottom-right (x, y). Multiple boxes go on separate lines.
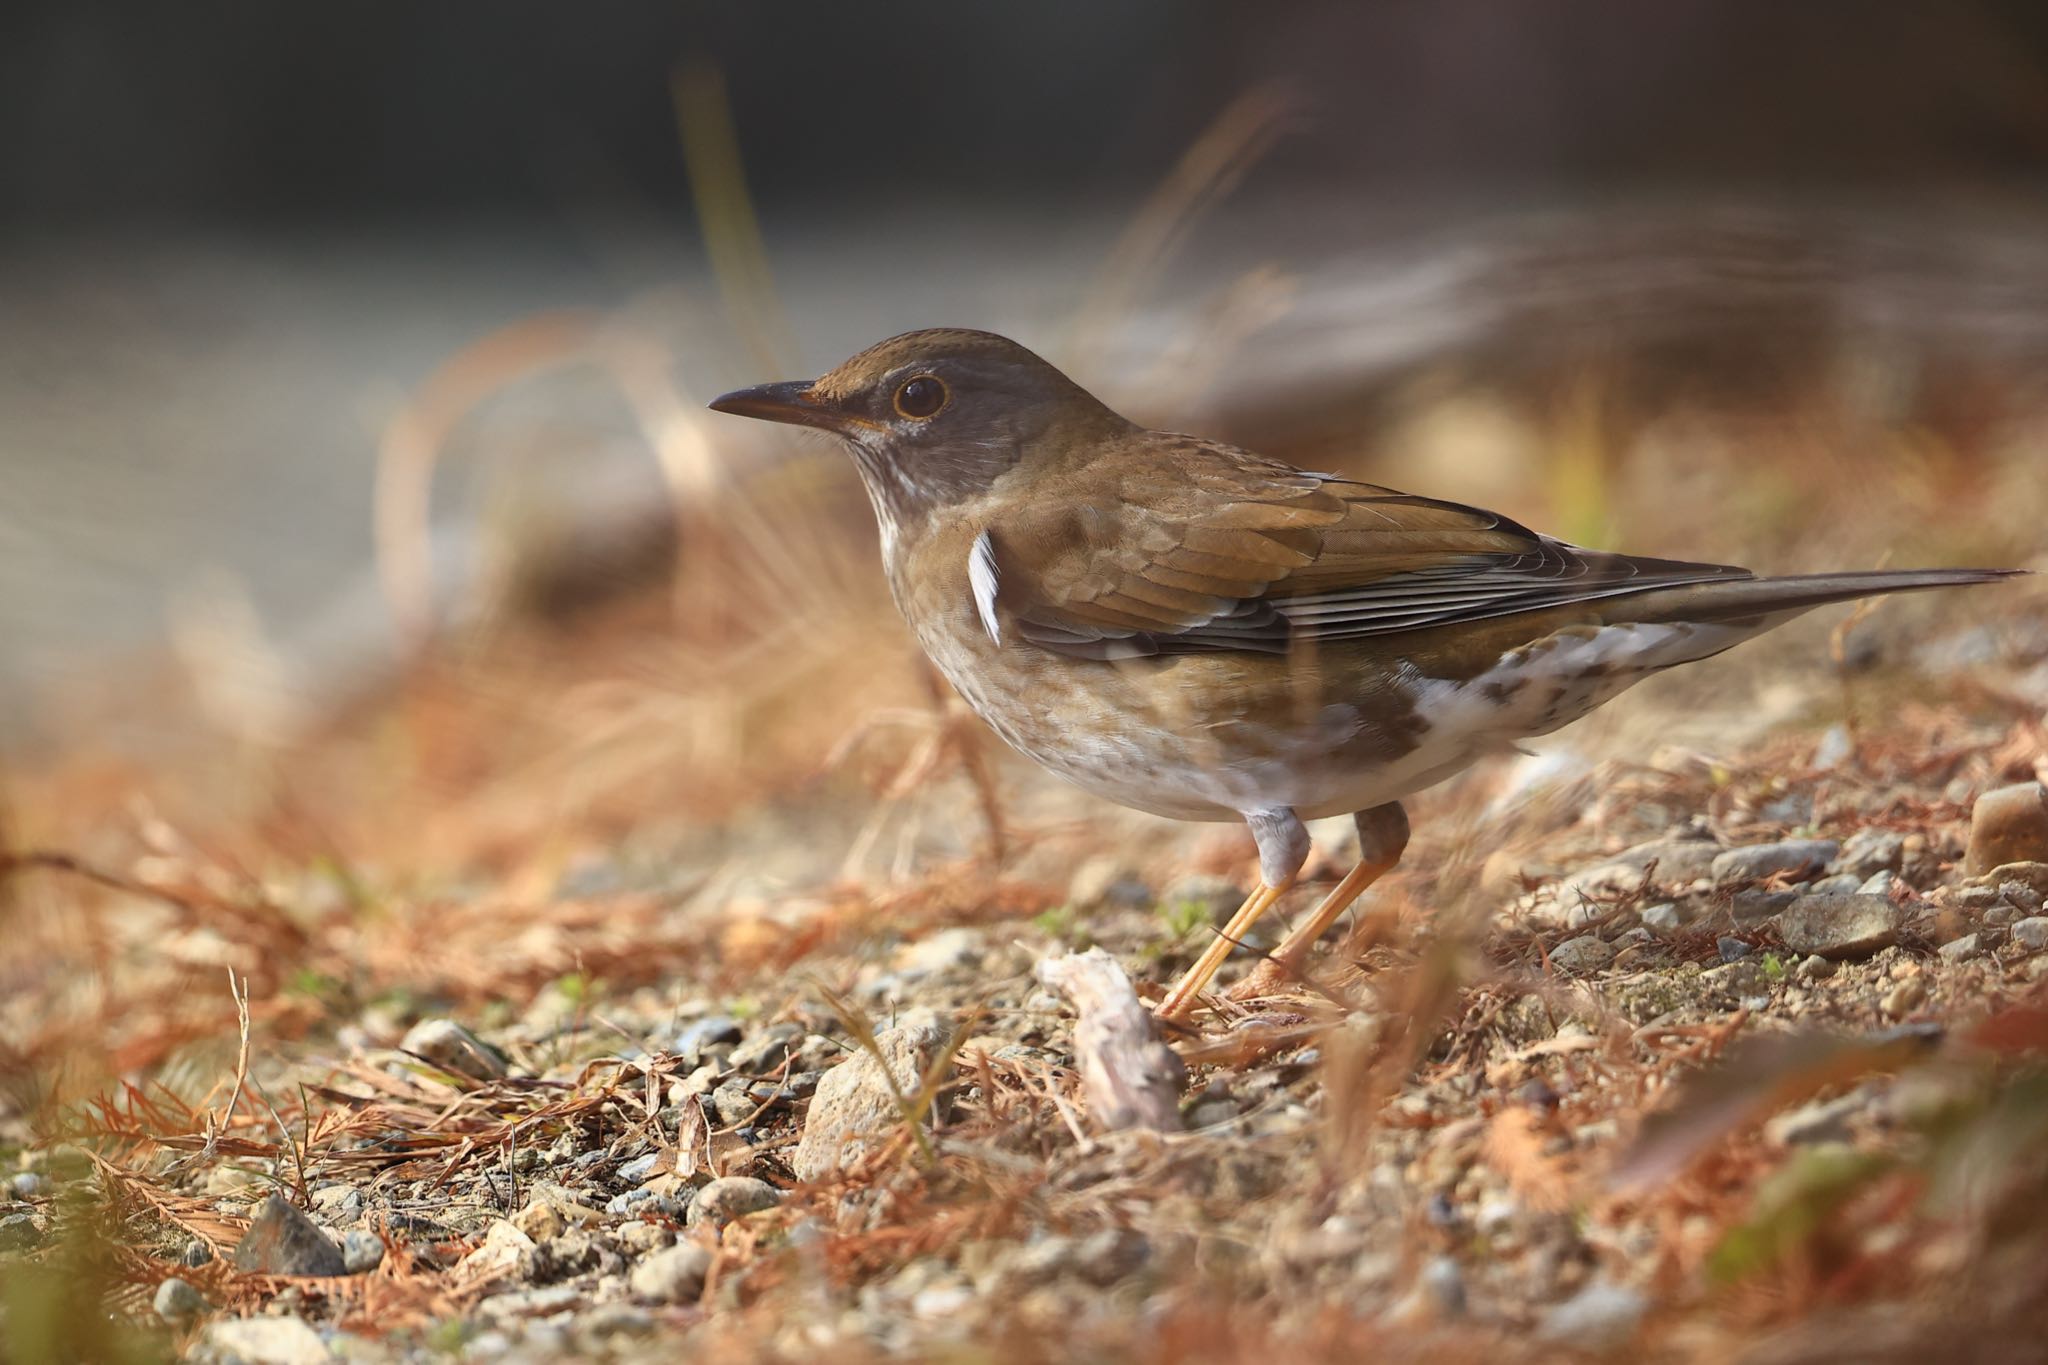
top-left (1832, 828), bottom-right (1904, 879)
top-left (1717, 937), bottom-right (1753, 962)
top-left (1939, 933), bottom-right (1982, 963)
top-left (1967, 784), bottom-right (2048, 876)
top-left (340, 1229), bottom-right (384, 1275)
top-left (1554, 838), bottom-right (1720, 913)
top-left (1731, 889), bottom-right (1799, 921)
top-left (2011, 917), bottom-right (2048, 952)
top-left (744, 1079), bottom-right (795, 1108)
top-left (1612, 835), bottom-right (1723, 884)
top-left (792, 1023), bottom-right (946, 1181)
top-left (232, 1195), bottom-right (347, 1277)
top-left (666, 1065), bottom-right (720, 1104)
top-left (727, 1022), bottom-right (806, 1074)
top-left (673, 1016), bottom-right (743, 1064)
top-left (616, 1221), bottom-right (673, 1255)
top-left (9, 1172), bottom-right (50, 1200)
top-left (685, 1176), bottom-right (780, 1228)
top-left (398, 1018), bottom-right (508, 1081)
top-left (1564, 894), bottom-right (1613, 929)
top-left (196, 1316), bottom-right (332, 1364)
top-left (1760, 792), bottom-right (1814, 826)
top-left (1796, 954), bottom-right (1836, 980)
top-left (0, 1213), bottom-right (43, 1253)
top-left (1858, 870), bottom-right (1899, 898)
top-left (1811, 724), bottom-right (1854, 771)
top-left (615, 1153), bottom-right (664, 1184)
top-left (711, 1081), bottom-right (758, 1127)
top-left (308, 1184), bottom-right (361, 1224)
top-left (1997, 872), bottom-right (2048, 911)
top-left (1640, 903), bottom-right (1684, 934)
top-left (1547, 935), bottom-right (1613, 975)
top-left (1712, 840), bottom-right (1839, 887)
top-left (154, 1276), bottom-right (207, 1320)
top-left (1420, 1254), bottom-right (1466, 1317)
top-left (1986, 905), bottom-right (2019, 928)
top-left (454, 1219), bottom-right (536, 1281)
top-left (606, 1187), bottom-right (685, 1219)
top-left (1538, 1280), bottom-right (1649, 1350)
top-left (1955, 885), bottom-right (2004, 911)
top-left (1777, 893), bottom-right (1899, 961)
top-left (1806, 874), bottom-right (1862, 896)
top-left (183, 1239), bottom-right (215, 1267)
top-left (629, 1242), bottom-right (713, 1304)
top-left (791, 1033), bottom-right (846, 1073)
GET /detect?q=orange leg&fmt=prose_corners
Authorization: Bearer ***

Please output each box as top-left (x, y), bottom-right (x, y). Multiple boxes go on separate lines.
top-left (1233, 802), bottom-right (1410, 1000)
top-left (1156, 878), bottom-right (1292, 1021)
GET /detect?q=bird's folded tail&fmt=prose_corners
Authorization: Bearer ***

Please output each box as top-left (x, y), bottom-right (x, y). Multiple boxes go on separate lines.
top-left (1619, 567), bottom-right (2026, 627)
top-left (1469, 567), bottom-right (2024, 744)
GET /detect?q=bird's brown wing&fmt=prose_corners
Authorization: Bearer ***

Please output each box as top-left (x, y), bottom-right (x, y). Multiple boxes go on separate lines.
top-left (982, 438), bottom-right (1752, 659)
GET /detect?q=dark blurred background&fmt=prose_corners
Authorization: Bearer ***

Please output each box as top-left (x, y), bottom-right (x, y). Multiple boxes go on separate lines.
top-left (6, 0), bottom-right (2048, 749)
top-left (11, 2), bottom-right (2048, 224)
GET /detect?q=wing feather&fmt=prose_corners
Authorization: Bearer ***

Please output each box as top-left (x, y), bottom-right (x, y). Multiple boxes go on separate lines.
top-left (980, 436), bottom-right (1750, 657)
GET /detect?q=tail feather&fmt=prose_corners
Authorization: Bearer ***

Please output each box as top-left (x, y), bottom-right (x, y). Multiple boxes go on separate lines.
top-left (1621, 567), bottom-right (2026, 626)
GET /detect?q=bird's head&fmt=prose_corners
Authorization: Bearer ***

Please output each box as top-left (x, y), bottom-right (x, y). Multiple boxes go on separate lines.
top-left (708, 329), bottom-right (1130, 525)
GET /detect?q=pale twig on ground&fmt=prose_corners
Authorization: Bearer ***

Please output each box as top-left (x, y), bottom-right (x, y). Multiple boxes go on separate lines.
top-left (1035, 948), bottom-right (1187, 1133)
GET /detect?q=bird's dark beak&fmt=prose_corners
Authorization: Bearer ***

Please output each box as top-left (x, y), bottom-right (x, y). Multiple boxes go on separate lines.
top-left (707, 380), bottom-right (848, 433)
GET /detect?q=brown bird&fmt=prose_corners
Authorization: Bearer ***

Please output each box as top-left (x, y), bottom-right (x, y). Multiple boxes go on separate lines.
top-left (710, 329), bottom-right (2019, 1020)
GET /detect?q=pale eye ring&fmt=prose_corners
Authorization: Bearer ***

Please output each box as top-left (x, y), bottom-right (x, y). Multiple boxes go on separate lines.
top-left (892, 374), bottom-right (949, 420)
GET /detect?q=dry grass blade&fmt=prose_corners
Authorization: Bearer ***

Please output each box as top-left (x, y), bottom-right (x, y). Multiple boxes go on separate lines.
top-left (672, 56), bottom-right (796, 376)
top-left (194, 968), bottom-right (254, 1167)
top-left (813, 982), bottom-right (977, 1170)
top-left (1068, 85), bottom-right (1298, 364)
top-left (373, 311), bottom-right (602, 652)
top-left (0, 846), bottom-right (205, 917)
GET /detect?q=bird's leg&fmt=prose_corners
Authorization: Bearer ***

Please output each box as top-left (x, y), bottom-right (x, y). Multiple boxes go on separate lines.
top-left (1157, 808), bottom-right (1309, 1021)
top-left (1157, 881), bottom-right (1291, 1021)
top-left (1233, 802), bottom-right (1410, 1000)
top-left (918, 661), bottom-right (1008, 865)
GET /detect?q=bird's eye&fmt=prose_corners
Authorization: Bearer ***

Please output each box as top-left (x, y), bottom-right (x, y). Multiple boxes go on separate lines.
top-left (892, 375), bottom-right (949, 420)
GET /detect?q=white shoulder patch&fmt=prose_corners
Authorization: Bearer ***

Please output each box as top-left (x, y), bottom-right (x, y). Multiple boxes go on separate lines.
top-left (968, 529), bottom-right (1002, 646)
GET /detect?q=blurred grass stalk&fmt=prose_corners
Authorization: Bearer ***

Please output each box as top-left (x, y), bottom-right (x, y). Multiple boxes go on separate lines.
top-left (1068, 85), bottom-right (1298, 372)
top-left (672, 58), bottom-right (796, 380)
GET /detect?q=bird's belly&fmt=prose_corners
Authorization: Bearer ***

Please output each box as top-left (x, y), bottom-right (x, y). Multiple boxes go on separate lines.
top-left (913, 605), bottom-right (1751, 824)
top-left (911, 609), bottom-right (1458, 822)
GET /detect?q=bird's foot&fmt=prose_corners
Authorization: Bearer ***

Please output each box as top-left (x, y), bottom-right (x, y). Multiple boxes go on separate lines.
top-left (1224, 957), bottom-right (1301, 1004)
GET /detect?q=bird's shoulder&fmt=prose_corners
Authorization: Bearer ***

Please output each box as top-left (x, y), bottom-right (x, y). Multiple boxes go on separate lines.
top-left (998, 430), bottom-right (1541, 601)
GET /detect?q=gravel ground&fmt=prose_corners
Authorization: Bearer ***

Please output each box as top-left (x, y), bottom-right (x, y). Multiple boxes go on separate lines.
top-left (10, 771), bottom-right (2048, 1359)
top-left (3, 577), bottom-right (2046, 1365)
